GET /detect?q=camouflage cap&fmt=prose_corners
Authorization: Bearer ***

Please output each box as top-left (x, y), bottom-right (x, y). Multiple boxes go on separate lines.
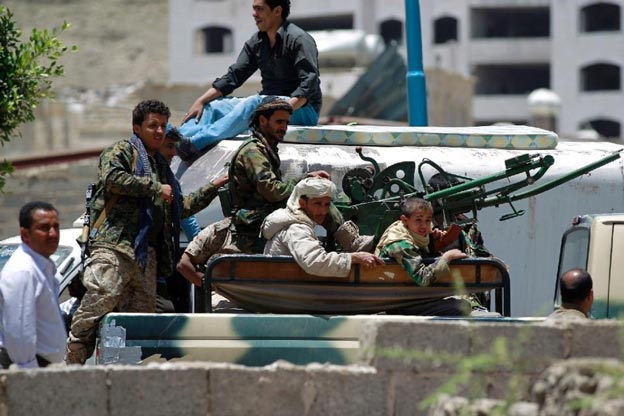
top-left (250, 96), bottom-right (293, 128)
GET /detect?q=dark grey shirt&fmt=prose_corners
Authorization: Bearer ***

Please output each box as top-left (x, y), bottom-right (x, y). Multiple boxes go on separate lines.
top-left (212, 21), bottom-right (322, 114)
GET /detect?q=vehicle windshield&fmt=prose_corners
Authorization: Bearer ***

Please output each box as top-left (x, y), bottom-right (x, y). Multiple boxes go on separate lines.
top-left (0, 244), bottom-right (75, 271)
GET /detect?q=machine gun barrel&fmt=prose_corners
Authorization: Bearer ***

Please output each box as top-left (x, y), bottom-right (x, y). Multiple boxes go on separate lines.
top-left (421, 154), bottom-right (554, 202)
top-left (504, 149), bottom-right (622, 203)
top-left (338, 148), bottom-right (622, 238)
top-left (429, 150), bottom-right (622, 224)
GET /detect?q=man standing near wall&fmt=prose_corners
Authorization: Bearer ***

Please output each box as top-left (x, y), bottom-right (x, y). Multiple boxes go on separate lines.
top-left (177, 0), bottom-right (321, 160)
top-left (0, 201), bottom-right (66, 368)
top-left (66, 100), bottom-right (222, 364)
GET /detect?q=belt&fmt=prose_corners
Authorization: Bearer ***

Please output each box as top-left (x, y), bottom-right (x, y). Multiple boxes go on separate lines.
top-left (0, 346), bottom-right (51, 369)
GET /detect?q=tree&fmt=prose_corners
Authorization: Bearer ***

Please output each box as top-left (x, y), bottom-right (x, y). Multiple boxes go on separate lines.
top-left (0, 6), bottom-right (74, 192)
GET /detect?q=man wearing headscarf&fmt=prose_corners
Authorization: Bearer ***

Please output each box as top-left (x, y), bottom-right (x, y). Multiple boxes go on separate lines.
top-left (262, 177), bottom-right (383, 276)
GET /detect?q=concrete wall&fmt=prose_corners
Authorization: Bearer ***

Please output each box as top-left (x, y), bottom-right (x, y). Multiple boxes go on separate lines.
top-left (0, 158), bottom-right (98, 239)
top-left (0, 319), bottom-right (621, 415)
top-left (3, 0), bottom-right (168, 91)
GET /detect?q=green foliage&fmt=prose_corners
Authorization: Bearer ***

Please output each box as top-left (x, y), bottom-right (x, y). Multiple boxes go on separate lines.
top-left (0, 160), bottom-right (14, 194)
top-left (0, 6), bottom-right (74, 192)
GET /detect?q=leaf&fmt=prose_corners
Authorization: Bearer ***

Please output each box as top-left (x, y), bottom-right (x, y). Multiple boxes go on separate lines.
top-left (0, 6), bottom-right (75, 191)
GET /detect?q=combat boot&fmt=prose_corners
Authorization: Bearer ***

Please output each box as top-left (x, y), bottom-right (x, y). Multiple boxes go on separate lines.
top-left (334, 220), bottom-right (375, 253)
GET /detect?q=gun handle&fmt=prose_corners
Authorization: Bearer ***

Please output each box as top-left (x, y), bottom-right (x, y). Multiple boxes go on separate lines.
top-left (79, 225), bottom-right (90, 244)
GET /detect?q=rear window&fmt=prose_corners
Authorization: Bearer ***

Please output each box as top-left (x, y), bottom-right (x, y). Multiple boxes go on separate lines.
top-left (558, 228), bottom-right (590, 275)
top-left (554, 228), bottom-right (590, 305)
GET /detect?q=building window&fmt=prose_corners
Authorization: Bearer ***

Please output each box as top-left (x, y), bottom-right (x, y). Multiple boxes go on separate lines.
top-left (473, 64), bottom-right (550, 95)
top-left (198, 26), bottom-right (233, 54)
top-left (581, 63), bottom-right (621, 91)
top-left (290, 14), bottom-right (353, 31)
top-left (580, 3), bottom-right (621, 32)
top-left (434, 16), bottom-right (458, 44)
top-left (580, 119), bottom-right (621, 138)
top-left (471, 7), bottom-right (549, 38)
top-left (380, 19), bottom-right (403, 45)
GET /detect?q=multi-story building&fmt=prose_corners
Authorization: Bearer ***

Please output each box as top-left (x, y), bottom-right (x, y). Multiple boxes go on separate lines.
top-left (172, 0), bottom-right (623, 139)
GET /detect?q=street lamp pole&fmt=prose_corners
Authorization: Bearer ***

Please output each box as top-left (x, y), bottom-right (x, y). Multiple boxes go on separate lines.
top-left (405, 0), bottom-right (428, 126)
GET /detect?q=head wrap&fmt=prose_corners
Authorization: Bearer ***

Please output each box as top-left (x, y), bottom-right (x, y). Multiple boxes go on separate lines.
top-left (287, 177), bottom-right (336, 212)
top-left (249, 96), bottom-right (293, 128)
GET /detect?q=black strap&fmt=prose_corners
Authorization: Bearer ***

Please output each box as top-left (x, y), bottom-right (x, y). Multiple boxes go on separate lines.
top-left (36, 354), bottom-right (51, 368)
top-left (0, 347), bottom-right (12, 369)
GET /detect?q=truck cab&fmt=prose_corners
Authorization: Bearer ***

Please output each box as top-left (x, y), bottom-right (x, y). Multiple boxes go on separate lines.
top-left (556, 214), bottom-right (624, 318)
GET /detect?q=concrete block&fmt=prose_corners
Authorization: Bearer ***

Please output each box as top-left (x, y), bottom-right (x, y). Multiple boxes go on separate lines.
top-left (107, 363), bottom-right (209, 416)
top-left (360, 319), bottom-right (471, 372)
top-left (385, 371), bottom-right (457, 416)
top-left (568, 320), bottom-right (624, 359)
top-left (3, 366), bottom-right (107, 416)
top-left (210, 361), bottom-right (386, 416)
top-left (469, 323), bottom-right (567, 371)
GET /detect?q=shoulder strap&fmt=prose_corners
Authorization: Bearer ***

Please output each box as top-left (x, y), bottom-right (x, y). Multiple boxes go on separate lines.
top-left (92, 147), bottom-right (138, 231)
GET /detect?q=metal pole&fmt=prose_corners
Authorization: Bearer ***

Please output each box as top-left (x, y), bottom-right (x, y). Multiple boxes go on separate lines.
top-left (404, 0), bottom-right (428, 126)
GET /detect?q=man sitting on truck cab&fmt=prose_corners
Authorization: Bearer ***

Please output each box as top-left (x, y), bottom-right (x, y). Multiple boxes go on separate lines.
top-left (547, 268), bottom-right (593, 320)
top-left (261, 177), bottom-right (384, 276)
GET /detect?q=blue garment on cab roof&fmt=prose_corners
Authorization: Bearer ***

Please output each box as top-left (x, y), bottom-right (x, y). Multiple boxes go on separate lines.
top-left (178, 95), bottom-right (319, 152)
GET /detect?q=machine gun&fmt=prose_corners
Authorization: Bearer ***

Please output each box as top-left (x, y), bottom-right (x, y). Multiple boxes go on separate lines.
top-left (336, 147), bottom-right (622, 239)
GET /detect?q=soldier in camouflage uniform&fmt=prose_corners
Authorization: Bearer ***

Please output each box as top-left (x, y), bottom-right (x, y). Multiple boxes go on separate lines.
top-left (228, 96), bottom-right (330, 253)
top-left (66, 100), bottom-right (223, 364)
top-left (427, 173), bottom-right (492, 311)
top-left (375, 197), bottom-right (471, 316)
top-left (176, 97), bottom-right (372, 289)
top-left (177, 217), bottom-right (237, 287)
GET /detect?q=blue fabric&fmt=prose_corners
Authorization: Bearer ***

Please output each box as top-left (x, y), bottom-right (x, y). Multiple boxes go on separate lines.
top-left (178, 95), bottom-right (318, 151)
top-left (289, 103), bottom-right (319, 126)
top-left (129, 135), bottom-right (154, 270)
top-left (181, 216), bottom-right (201, 241)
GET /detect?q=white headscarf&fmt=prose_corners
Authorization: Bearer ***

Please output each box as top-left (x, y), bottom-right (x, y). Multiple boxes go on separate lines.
top-left (287, 177), bottom-right (337, 213)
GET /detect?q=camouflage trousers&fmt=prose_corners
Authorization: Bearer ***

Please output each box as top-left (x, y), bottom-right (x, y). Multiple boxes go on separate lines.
top-left (66, 247), bottom-right (157, 364)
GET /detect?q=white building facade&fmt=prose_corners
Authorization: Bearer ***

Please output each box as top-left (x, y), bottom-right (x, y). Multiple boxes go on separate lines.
top-left (170, 0), bottom-right (623, 139)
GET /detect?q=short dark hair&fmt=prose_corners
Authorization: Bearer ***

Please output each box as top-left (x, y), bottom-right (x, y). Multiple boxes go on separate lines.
top-left (19, 201), bottom-right (57, 229)
top-left (249, 95), bottom-right (293, 129)
top-left (132, 100), bottom-right (171, 126)
top-left (400, 197), bottom-right (432, 218)
top-left (560, 268), bottom-right (593, 304)
top-left (428, 173), bottom-right (462, 192)
top-left (265, 0), bottom-right (290, 20)
top-left (165, 126), bottom-right (183, 142)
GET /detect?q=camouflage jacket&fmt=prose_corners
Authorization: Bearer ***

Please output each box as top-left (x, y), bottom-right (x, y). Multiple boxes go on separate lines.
top-left (376, 222), bottom-right (449, 286)
top-left (228, 134), bottom-right (296, 230)
top-left (90, 139), bottom-right (219, 276)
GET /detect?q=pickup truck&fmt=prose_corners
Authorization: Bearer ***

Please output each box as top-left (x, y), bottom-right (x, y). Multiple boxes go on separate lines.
top-left (93, 212), bottom-right (623, 366)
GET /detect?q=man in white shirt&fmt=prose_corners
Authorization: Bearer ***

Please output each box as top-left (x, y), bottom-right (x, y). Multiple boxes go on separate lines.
top-left (261, 177), bottom-right (383, 276)
top-left (0, 201), bottom-right (67, 368)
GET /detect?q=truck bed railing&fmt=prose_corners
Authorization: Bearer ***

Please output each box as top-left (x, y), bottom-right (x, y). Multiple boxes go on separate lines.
top-left (201, 255), bottom-right (511, 316)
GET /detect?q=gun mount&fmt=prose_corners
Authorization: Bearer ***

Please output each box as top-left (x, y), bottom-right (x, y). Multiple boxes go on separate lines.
top-left (336, 148), bottom-right (622, 239)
